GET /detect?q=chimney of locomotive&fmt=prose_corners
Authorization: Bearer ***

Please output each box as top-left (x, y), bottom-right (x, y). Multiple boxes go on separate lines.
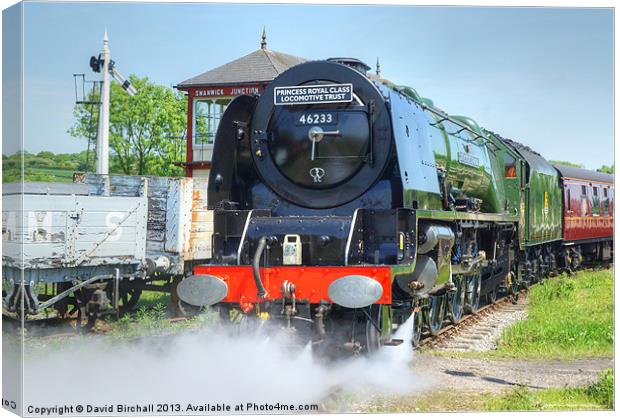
top-left (327, 57), bottom-right (371, 76)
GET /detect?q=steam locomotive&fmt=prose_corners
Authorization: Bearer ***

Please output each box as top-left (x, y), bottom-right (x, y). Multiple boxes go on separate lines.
top-left (176, 58), bottom-right (614, 352)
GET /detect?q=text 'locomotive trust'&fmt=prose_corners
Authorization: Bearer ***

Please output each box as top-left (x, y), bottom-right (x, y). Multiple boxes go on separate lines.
top-left (274, 83), bottom-right (353, 105)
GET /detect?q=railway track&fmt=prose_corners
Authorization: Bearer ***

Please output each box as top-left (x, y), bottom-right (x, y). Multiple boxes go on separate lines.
top-left (2, 314), bottom-right (90, 339)
top-left (418, 266), bottom-right (611, 351)
top-left (2, 306), bottom-right (198, 341)
top-left (420, 290), bottom-right (528, 351)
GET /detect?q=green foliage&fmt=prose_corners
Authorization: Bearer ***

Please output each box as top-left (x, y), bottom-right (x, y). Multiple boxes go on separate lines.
top-left (2, 150), bottom-right (93, 183)
top-left (598, 164), bottom-right (614, 174)
top-left (586, 368), bottom-right (614, 409)
top-left (535, 275), bottom-right (575, 301)
top-left (485, 369), bottom-right (614, 411)
top-left (487, 385), bottom-right (536, 411)
top-left (549, 160), bottom-right (584, 168)
top-left (69, 75), bottom-right (186, 176)
top-left (104, 285), bottom-right (217, 340)
top-left (497, 269), bottom-right (613, 359)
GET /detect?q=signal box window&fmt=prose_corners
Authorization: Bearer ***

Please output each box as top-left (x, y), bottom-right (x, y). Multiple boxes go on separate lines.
top-left (504, 155), bottom-right (517, 178)
top-left (193, 99), bottom-right (227, 147)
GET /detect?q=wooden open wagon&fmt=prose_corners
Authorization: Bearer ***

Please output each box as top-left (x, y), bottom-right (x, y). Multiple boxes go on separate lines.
top-left (2, 174), bottom-right (213, 327)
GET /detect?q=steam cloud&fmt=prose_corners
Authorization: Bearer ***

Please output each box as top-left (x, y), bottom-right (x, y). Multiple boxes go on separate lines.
top-left (22, 314), bottom-right (428, 415)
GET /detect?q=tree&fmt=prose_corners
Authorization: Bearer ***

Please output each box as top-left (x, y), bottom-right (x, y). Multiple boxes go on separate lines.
top-left (549, 160), bottom-right (584, 168)
top-left (36, 151), bottom-right (56, 159)
top-left (69, 75), bottom-right (186, 176)
top-left (598, 164), bottom-right (614, 174)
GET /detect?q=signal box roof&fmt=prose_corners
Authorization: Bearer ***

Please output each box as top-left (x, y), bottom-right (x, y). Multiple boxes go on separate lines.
top-left (554, 164), bottom-right (614, 184)
top-left (177, 47), bottom-right (305, 88)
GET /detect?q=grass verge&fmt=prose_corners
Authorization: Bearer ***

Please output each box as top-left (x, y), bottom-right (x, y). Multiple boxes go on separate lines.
top-left (495, 268), bottom-right (613, 359)
top-left (347, 369), bottom-right (613, 412)
top-left (485, 368), bottom-right (614, 411)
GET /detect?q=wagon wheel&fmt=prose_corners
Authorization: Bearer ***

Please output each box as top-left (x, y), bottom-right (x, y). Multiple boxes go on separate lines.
top-left (76, 306), bottom-right (98, 333)
top-left (464, 272), bottom-right (481, 314)
top-left (528, 259), bottom-right (537, 283)
top-left (426, 294), bottom-right (446, 336)
top-left (9, 284), bottom-right (26, 322)
top-left (570, 249), bottom-right (581, 271)
top-left (538, 253), bottom-right (546, 281)
top-left (107, 278), bottom-right (144, 315)
top-left (411, 303), bottom-right (424, 347)
top-left (118, 280), bottom-right (143, 314)
top-left (548, 252), bottom-right (558, 276)
top-left (562, 250), bottom-right (574, 275)
top-left (53, 282), bottom-right (72, 318)
top-left (74, 288), bottom-right (98, 333)
top-left (448, 276), bottom-right (465, 324)
top-left (55, 285), bottom-right (96, 332)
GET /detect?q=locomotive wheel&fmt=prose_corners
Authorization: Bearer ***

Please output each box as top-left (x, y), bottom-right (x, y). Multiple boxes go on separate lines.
top-left (359, 305), bottom-right (389, 353)
top-left (224, 309), bottom-right (265, 337)
top-left (217, 306), bottom-right (256, 333)
top-left (218, 305), bottom-right (233, 322)
top-left (464, 272), bottom-right (481, 314)
top-left (447, 277), bottom-right (465, 324)
top-left (176, 300), bottom-right (204, 318)
top-left (411, 305), bottom-right (424, 347)
top-left (486, 287), bottom-right (498, 304)
top-left (507, 271), bottom-right (519, 296)
top-left (364, 307), bottom-right (381, 353)
top-left (426, 294), bottom-right (446, 336)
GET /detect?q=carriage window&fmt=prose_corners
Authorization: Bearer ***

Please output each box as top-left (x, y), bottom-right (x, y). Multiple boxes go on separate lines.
top-left (504, 154), bottom-right (517, 178)
top-left (592, 186), bottom-right (600, 215)
top-left (603, 188), bottom-right (610, 215)
top-left (580, 185), bottom-right (588, 216)
top-left (566, 189), bottom-right (571, 211)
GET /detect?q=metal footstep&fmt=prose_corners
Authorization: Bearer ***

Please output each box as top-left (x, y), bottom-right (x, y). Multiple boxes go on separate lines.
top-left (383, 339), bottom-right (404, 346)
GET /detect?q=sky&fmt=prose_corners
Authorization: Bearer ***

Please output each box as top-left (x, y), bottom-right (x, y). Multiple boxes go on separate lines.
top-left (6, 2), bottom-right (615, 169)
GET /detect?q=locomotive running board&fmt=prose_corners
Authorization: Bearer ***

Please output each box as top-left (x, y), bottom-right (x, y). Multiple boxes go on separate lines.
top-left (383, 339), bottom-right (404, 346)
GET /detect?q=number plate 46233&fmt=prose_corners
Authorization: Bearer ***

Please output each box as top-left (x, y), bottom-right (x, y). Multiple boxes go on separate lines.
top-left (296, 112), bottom-right (338, 126)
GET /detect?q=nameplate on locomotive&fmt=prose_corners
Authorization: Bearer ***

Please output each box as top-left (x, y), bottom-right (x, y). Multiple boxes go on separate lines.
top-left (274, 83), bottom-right (353, 105)
top-left (458, 151), bottom-right (480, 168)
